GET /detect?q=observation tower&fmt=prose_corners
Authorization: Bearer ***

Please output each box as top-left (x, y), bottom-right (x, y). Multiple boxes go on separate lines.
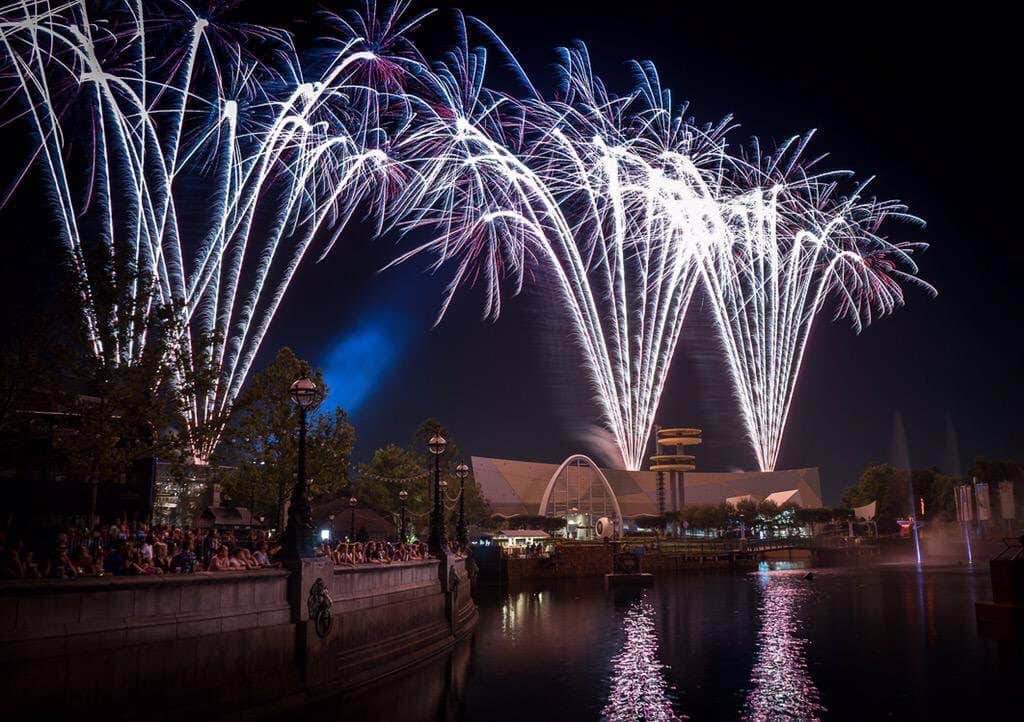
top-left (650, 427), bottom-right (702, 513)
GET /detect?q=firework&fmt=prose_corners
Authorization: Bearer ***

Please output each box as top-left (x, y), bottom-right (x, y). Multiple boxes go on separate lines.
top-left (394, 34), bottom-right (933, 470)
top-left (699, 138), bottom-right (934, 469)
top-left (0, 0), bottom-right (410, 461)
top-left (2, 1), bottom-right (933, 471)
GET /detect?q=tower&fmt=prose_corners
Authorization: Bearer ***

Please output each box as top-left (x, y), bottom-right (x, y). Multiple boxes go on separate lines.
top-left (649, 427), bottom-right (702, 513)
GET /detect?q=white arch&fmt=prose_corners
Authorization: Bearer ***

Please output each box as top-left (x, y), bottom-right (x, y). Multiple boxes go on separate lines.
top-left (537, 454), bottom-right (624, 536)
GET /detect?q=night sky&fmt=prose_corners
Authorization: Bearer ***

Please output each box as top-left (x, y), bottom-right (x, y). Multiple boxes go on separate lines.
top-left (2, 1), bottom-right (1020, 504)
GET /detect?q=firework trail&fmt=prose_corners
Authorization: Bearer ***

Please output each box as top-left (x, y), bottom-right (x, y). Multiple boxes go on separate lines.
top-left (699, 139), bottom-right (934, 469)
top-left (395, 31), bottom-right (933, 470)
top-left (1, 1), bottom-right (934, 471)
top-left (0, 0), bottom-right (413, 461)
top-left (389, 37), bottom-right (729, 469)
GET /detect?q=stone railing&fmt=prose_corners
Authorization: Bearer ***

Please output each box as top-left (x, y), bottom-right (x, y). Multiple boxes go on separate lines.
top-left (1, 569), bottom-right (291, 646)
top-left (0, 556), bottom-right (477, 719)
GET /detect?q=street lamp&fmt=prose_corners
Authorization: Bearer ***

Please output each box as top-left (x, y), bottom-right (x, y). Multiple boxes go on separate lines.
top-left (399, 490), bottom-right (409, 543)
top-left (328, 513), bottom-right (335, 542)
top-left (283, 374), bottom-right (318, 559)
top-left (427, 434), bottom-right (448, 556)
top-left (348, 496), bottom-right (358, 541)
top-left (455, 462), bottom-right (470, 546)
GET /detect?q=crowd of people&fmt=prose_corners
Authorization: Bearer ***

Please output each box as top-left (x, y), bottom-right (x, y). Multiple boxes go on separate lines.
top-left (318, 539), bottom-right (466, 566)
top-left (0, 520), bottom-right (461, 580)
top-left (0, 522), bottom-right (279, 579)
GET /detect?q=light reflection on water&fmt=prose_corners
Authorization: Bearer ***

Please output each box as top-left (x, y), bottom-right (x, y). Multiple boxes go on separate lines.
top-left (289, 566), bottom-right (1010, 722)
top-left (743, 571), bottom-right (824, 721)
top-left (602, 592), bottom-right (684, 722)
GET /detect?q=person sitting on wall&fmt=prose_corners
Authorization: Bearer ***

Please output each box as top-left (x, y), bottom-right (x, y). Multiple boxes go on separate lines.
top-left (241, 547), bottom-right (261, 569)
top-left (394, 543), bottom-right (411, 562)
top-left (207, 545), bottom-right (231, 571)
top-left (71, 544), bottom-right (94, 575)
top-left (133, 547), bottom-right (162, 575)
top-left (104, 541), bottom-right (129, 576)
top-left (152, 535), bottom-right (168, 565)
top-left (253, 541), bottom-right (271, 567)
top-left (171, 540), bottom-right (197, 574)
top-left (0, 537), bottom-right (26, 578)
top-left (228, 547), bottom-right (249, 570)
top-left (329, 541), bottom-right (345, 565)
top-left (49, 533), bottom-right (78, 579)
top-left (153, 543), bottom-right (172, 574)
top-left (367, 541), bottom-right (389, 564)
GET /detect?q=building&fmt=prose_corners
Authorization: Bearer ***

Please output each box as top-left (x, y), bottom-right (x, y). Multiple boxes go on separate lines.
top-left (311, 498), bottom-right (397, 542)
top-left (471, 455), bottom-right (823, 536)
top-left (492, 529), bottom-right (551, 549)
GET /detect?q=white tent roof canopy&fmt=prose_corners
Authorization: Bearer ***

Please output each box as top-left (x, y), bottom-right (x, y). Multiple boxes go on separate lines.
top-left (763, 489), bottom-right (804, 507)
top-left (854, 500), bottom-right (877, 520)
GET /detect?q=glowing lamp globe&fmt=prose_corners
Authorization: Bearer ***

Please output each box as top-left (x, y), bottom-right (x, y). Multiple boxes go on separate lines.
top-left (427, 434), bottom-right (447, 455)
top-left (289, 377), bottom-right (317, 408)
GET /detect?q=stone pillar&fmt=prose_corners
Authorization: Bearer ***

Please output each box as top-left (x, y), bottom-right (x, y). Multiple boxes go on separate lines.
top-left (285, 557), bottom-right (335, 685)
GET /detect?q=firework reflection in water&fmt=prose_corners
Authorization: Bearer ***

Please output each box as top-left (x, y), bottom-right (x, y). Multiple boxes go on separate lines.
top-left (743, 571), bottom-right (824, 721)
top-left (602, 593), bottom-right (683, 722)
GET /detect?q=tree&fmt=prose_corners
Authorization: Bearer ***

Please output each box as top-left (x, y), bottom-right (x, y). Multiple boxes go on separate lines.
top-left (734, 498), bottom-right (759, 523)
top-left (682, 503), bottom-right (728, 535)
top-left (50, 303), bottom-right (195, 523)
top-left (219, 348), bottom-right (355, 530)
top-left (348, 419), bottom-right (492, 539)
top-left (356, 443), bottom-right (430, 535)
top-left (910, 468), bottom-right (956, 522)
top-left (842, 464), bottom-right (966, 530)
top-left (842, 464), bottom-right (912, 532)
top-left (969, 458), bottom-right (1024, 485)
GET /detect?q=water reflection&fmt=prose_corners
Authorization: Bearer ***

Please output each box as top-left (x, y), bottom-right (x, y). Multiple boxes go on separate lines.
top-left (743, 573), bottom-right (824, 721)
top-left (602, 592), bottom-right (684, 722)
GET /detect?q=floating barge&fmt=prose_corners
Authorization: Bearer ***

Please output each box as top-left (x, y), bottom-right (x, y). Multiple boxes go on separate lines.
top-left (605, 571), bottom-right (655, 587)
top-left (606, 551), bottom-right (655, 587)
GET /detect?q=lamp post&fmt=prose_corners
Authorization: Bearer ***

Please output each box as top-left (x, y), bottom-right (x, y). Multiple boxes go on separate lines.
top-left (283, 374), bottom-right (318, 559)
top-left (455, 462), bottom-right (469, 546)
top-left (399, 490), bottom-right (409, 543)
top-left (348, 497), bottom-right (358, 541)
top-left (328, 514), bottom-right (335, 542)
top-left (427, 434), bottom-right (448, 556)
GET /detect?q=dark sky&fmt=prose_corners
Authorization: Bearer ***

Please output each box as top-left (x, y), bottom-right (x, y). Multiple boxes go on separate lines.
top-left (3, 1), bottom-right (1021, 504)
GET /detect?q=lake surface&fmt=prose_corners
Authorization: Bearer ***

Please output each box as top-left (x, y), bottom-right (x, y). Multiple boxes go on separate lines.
top-left (304, 564), bottom-right (1018, 721)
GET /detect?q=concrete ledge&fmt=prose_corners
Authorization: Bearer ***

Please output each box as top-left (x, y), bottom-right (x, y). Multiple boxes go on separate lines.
top-left (0, 568), bottom-right (290, 594)
top-left (1, 570), bottom-right (291, 647)
top-left (1, 558), bottom-right (477, 720)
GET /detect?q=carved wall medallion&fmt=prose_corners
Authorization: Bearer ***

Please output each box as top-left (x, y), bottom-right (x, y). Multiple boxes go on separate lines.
top-left (307, 577), bottom-right (333, 638)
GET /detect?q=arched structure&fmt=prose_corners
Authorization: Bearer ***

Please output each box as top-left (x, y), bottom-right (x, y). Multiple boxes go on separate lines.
top-left (537, 454), bottom-right (624, 538)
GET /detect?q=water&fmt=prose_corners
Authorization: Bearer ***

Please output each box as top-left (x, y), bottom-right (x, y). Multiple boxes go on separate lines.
top-left (303, 565), bottom-right (1018, 721)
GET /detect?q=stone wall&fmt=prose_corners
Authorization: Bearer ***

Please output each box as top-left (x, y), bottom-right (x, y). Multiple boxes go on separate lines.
top-left (0, 557), bottom-right (476, 719)
top-left (502, 543), bottom-right (762, 580)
